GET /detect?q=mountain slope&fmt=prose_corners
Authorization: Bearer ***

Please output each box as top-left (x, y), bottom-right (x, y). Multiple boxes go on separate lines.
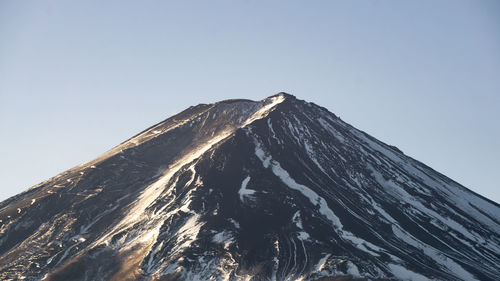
top-left (0, 93), bottom-right (499, 281)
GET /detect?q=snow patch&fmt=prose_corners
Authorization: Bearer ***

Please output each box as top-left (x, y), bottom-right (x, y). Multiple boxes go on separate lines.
top-left (315, 254), bottom-right (331, 272)
top-left (212, 231), bottom-right (233, 244)
top-left (267, 118), bottom-right (281, 144)
top-left (173, 214), bottom-right (203, 254)
top-left (292, 211), bottom-right (303, 229)
top-left (318, 118), bottom-right (345, 142)
top-left (303, 140), bottom-right (328, 176)
top-left (242, 95), bottom-right (285, 127)
top-left (388, 263), bottom-right (431, 281)
top-left (228, 218), bottom-right (240, 229)
top-left (346, 261), bottom-right (360, 277)
top-left (297, 231), bottom-right (310, 240)
top-left (238, 176), bottom-right (256, 201)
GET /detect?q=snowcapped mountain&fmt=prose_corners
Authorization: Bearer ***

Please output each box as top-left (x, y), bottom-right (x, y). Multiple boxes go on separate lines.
top-left (1, 93), bottom-right (499, 281)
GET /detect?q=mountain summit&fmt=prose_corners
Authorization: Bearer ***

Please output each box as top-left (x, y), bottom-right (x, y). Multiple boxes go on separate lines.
top-left (1, 93), bottom-right (499, 281)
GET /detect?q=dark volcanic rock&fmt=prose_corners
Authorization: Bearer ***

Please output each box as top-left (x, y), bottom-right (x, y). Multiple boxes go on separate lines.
top-left (1, 93), bottom-right (499, 281)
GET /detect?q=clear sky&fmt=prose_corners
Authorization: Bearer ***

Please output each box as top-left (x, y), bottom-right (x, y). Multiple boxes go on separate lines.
top-left (1, 1), bottom-right (499, 203)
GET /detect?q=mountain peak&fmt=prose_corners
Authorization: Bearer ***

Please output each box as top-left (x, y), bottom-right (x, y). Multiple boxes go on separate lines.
top-left (1, 94), bottom-right (499, 281)
top-left (268, 91), bottom-right (296, 99)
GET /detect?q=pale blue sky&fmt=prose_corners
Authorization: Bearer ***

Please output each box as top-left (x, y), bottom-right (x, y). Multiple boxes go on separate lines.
top-left (1, 1), bottom-right (499, 203)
